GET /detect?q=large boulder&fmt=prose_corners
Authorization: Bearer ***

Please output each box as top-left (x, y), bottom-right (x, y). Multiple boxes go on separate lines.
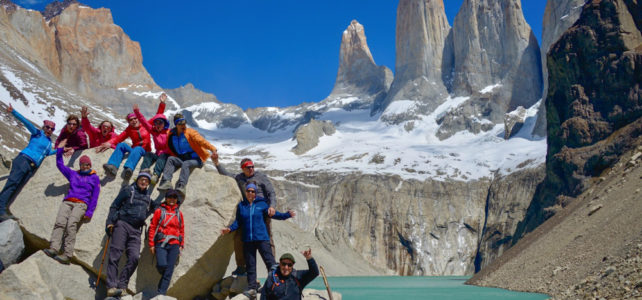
top-left (0, 219), bottom-right (23, 269)
top-left (4, 148), bottom-right (239, 299)
top-left (291, 119), bottom-right (336, 155)
top-left (0, 251), bottom-right (105, 300)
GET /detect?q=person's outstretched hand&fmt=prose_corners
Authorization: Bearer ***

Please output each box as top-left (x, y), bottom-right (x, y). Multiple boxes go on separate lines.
top-left (6, 103), bottom-right (13, 113)
top-left (81, 106), bottom-right (89, 118)
top-left (160, 93), bottom-right (167, 103)
top-left (302, 248), bottom-right (312, 260)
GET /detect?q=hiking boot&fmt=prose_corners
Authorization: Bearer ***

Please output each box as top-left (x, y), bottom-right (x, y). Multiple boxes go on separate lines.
top-left (150, 174), bottom-right (159, 185)
top-left (175, 185), bottom-right (186, 198)
top-left (232, 265), bottom-right (247, 276)
top-left (53, 254), bottom-right (70, 265)
top-left (43, 248), bottom-right (58, 258)
top-left (103, 164), bottom-right (118, 177)
top-left (157, 180), bottom-right (172, 191)
top-left (243, 289), bottom-right (257, 299)
top-left (107, 287), bottom-right (122, 297)
top-left (122, 167), bottom-right (133, 180)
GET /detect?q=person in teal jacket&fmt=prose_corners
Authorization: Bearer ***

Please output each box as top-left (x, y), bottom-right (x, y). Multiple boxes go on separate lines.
top-left (0, 104), bottom-right (56, 222)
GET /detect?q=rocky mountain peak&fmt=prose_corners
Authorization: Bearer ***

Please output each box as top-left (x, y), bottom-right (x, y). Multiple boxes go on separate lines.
top-left (42, 0), bottom-right (78, 20)
top-left (0, 0), bottom-right (16, 12)
top-left (329, 19), bottom-right (392, 108)
top-left (374, 0), bottom-right (452, 119)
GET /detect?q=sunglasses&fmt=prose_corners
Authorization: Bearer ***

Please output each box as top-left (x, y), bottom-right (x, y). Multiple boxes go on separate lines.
top-left (67, 122), bottom-right (78, 126)
top-left (245, 166), bottom-right (254, 170)
top-left (280, 262), bottom-right (293, 267)
top-left (246, 189), bottom-right (256, 194)
top-left (101, 125), bottom-right (112, 129)
top-left (80, 163), bottom-right (91, 167)
top-left (44, 125), bottom-right (55, 130)
top-left (128, 117), bottom-right (138, 121)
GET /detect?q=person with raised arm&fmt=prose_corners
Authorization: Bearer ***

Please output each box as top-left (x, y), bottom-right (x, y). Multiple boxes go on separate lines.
top-left (43, 139), bottom-right (100, 265)
top-left (260, 249), bottom-right (319, 300)
top-left (96, 103), bottom-right (163, 179)
top-left (81, 106), bottom-right (118, 151)
top-left (55, 114), bottom-right (88, 157)
top-left (0, 103), bottom-right (56, 222)
top-left (135, 93), bottom-right (170, 185)
top-left (221, 181), bottom-right (295, 299)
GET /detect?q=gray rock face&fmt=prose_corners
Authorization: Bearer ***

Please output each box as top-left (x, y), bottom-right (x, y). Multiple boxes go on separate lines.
top-left (433, 0), bottom-right (542, 138)
top-left (452, 0), bottom-right (542, 108)
top-left (474, 165), bottom-right (545, 271)
top-left (181, 100), bottom-right (248, 129)
top-left (376, 0), bottom-right (452, 120)
top-left (533, 0), bottom-right (585, 137)
top-left (5, 149), bottom-right (239, 299)
top-left (165, 83), bottom-right (219, 108)
top-left (268, 167), bottom-right (545, 275)
top-left (329, 20), bottom-right (392, 110)
top-left (503, 106), bottom-right (527, 139)
top-left (292, 119), bottom-right (336, 155)
top-left (0, 251), bottom-right (102, 300)
top-left (0, 219), bottom-right (23, 268)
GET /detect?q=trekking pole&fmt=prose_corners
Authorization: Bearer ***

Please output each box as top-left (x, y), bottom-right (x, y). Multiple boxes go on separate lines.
top-left (95, 235), bottom-right (111, 288)
top-left (319, 266), bottom-right (333, 300)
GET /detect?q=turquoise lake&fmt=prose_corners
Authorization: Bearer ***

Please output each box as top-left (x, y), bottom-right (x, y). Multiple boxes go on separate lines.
top-left (299, 276), bottom-right (550, 300)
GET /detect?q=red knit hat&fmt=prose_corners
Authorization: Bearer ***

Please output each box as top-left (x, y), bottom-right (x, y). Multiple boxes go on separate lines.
top-left (79, 155), bottom-right (92, 166)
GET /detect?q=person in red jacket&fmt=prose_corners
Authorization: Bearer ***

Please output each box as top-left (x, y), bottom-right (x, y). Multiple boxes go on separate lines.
top-left (148, 189), bottom-right (184, 295)
top-left (55, 115), bottom-right (88, 157)
top-left (81, 106), bottom-right (118, 150)
top-left (97, 105), bottom-right (158, 179)
top-left (135, 93), bottom-right (170, 184)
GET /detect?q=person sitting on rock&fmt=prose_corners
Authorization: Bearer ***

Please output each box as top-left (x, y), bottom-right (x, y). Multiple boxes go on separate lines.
top-left (43, 139), bottom-right (100, 265)
top-left (134, 93), bottom-right (170, 185)
top-left (260, 249), bottom-right (319, 300)
top-left (221, 182), bottom-right (295, 299)
top-left (148, 188), bottom-right (184, 295)
top-left (54, 114), bottom-right (88, 157)
top-left (81, 106), bottom-right (118, 150)
top-left (0, 104), bottom-right (57, 222)
top-left (213, 155), bottom-right (278, 275)
top-left (104, 170), bottom-right (155, 297)
top-left (157, 113), bottom-right (218, 197)
top-left (97, 110), bottom-right (153, 179)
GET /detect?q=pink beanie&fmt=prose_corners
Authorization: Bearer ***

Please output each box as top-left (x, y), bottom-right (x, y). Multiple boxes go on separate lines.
top-left (43, 120), bottom-right (55, 129)
top-left (79, 155), bottom-right (92, 166)
top-left (126, 113), bottom-right (136, 120)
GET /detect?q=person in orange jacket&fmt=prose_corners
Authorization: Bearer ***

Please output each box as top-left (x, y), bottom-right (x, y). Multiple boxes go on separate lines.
top-left (157, 113), bottom-right (218, 197)
top-left (148, 189), bottom-right (184, 295)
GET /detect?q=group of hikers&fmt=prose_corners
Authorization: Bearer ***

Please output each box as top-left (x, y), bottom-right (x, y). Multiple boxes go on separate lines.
top-left (0, 94), bottom-right (319, 300)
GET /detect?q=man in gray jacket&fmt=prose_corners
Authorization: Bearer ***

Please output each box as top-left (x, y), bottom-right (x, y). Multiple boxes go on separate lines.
top-left (213, 154), bottom-right (277, 276)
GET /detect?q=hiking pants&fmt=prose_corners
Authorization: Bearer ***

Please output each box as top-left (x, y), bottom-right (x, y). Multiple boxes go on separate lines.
top-left (0, 154), bottom-right (36, 215)
top-left (155, 243), bottom-right (180, 295)
top-left (243, 240), bottom-right (276, 290)
top-left (140, 152), bottom-right (169, 177)
top-left (162, 156), bottom-right (202, 188)
top-left (234, 217), bottom-right (274, 270)
top-left (107, 143), bottom-right (146, 171)
top-left (106, 220), bottom-right (142, 289)
top-left (49, 201), bottom-right (87, 257)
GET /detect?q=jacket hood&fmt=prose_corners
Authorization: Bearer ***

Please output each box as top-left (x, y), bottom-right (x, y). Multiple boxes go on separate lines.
top-left (150, 114), bottom-right (170, 130)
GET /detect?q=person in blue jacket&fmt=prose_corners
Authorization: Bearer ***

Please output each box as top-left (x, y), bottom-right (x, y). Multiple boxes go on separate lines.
top-left (221, 181), bottom-right (295, 299)
top-left (0, 104), bottom-right (56, 222)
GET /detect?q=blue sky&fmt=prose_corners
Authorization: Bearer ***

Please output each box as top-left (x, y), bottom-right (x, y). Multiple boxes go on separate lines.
top-left (16, 0), bottom-right (546, 110)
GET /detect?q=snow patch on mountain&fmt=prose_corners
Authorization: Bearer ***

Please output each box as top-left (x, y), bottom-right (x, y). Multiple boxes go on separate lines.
top-left (202, 95), bottom-right (545, 181)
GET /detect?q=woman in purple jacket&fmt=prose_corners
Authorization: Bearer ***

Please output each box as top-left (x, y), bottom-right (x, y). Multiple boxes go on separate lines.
top-left (43, 139), bottom-right (100, 264)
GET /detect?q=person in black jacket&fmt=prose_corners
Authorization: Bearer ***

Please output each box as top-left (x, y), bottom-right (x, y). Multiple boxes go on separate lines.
top-left (260, 248), bottom-right (319, 300)
top-left (104, 170), bottom-right (154, 297)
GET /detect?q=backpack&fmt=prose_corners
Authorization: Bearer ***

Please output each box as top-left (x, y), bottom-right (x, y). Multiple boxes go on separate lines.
top-left (151, 205), bottom-right (183, 247)
top-left (268, 269), bottom-right (302, 296)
